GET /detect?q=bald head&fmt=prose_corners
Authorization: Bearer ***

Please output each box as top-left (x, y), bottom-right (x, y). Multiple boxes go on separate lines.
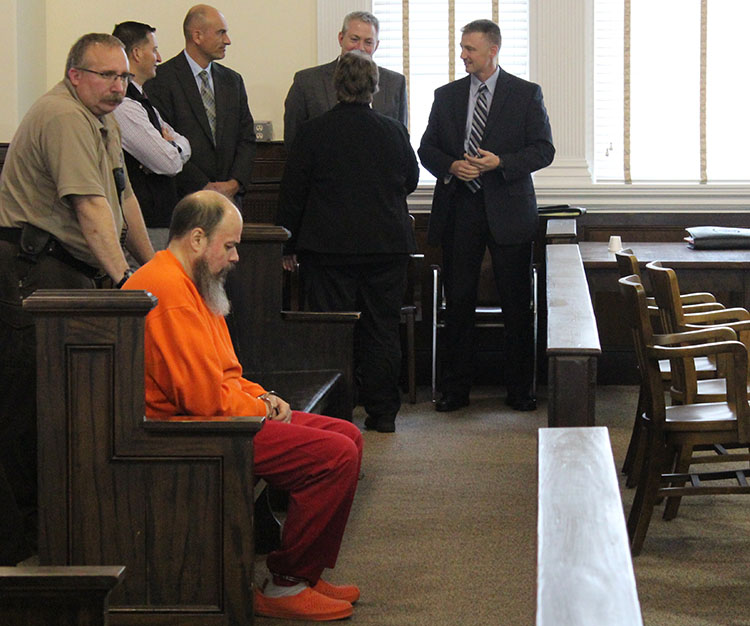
top-left (183, 4), bottom-right (230, 66)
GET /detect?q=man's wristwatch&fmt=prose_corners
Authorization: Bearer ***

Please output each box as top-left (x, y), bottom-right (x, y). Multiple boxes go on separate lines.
top-left (115, 269), bottom-right (134, 289)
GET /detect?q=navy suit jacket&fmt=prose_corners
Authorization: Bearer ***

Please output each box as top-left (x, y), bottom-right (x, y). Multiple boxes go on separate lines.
top-left (283, 59), bottom-right (408, 146)
top-left (144, 52), bottom-right (256, 198)
top-left (418, 67), bottom-right (554, 246)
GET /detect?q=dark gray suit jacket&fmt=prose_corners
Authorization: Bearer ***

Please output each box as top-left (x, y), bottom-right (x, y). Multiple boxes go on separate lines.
top-left (419, 68), bottom-right (555, 246)
top-left (144, 52), bottom-right (256, 199)
top-left (283, 59), bottom-right (408, 146)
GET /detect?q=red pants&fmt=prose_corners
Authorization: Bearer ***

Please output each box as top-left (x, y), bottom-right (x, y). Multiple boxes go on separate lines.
top-left (253, 411), bottom-right (363, 584)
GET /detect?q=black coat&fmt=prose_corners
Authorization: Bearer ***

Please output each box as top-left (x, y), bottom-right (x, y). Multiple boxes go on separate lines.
top-left (277, 102), bottom-right (419, 257)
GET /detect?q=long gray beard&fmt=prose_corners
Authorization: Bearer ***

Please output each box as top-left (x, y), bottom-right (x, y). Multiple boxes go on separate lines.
top-left (194, 257), bottom-right (232, 317)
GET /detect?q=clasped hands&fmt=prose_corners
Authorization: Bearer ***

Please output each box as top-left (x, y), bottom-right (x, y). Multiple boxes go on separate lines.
top-left (449, 148), bottom-right (501, 181)
top-left (260, 392), bottom-right (292, 423)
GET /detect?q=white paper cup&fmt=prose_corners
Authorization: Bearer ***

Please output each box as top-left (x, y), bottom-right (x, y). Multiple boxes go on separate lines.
top-left (608, 235), bottom-right (623, 252)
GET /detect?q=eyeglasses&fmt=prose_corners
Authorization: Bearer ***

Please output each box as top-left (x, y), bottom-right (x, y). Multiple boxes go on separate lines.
top-left (75, 67), bottom-right (134, 85)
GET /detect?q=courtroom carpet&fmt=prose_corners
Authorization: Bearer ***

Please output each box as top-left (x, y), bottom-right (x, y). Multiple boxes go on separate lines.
top-left (256, 385), bottom-right (750, 626)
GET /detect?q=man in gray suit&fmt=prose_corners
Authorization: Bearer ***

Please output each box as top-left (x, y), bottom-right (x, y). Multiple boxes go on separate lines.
top-left (283, 11), bottom-right (408, 147)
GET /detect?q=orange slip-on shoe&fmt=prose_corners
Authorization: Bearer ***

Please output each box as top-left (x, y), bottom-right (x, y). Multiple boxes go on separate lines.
top-left (254, 587), bottom-right (353, 621)
top-left (311, 579), bottom-right (360, 604)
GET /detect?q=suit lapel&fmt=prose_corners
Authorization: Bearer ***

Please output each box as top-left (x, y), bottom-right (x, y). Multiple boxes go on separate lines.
top-left (483, 67), bottom-right (511, 140)
top-left (322, 60), bottom-right (338, 111)
top-left (175, 54), bottom-right (215, 145)
top-left (452, 77), bottom-right (472, 153)
top-left (212, 64), bottom-right (227, 145)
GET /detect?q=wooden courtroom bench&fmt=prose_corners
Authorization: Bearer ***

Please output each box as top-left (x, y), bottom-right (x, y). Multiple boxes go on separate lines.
top-left (546, 244), bottom-right (601, 426)
top-left (24, 290), bottom-right (264, 626)
top-left (537, 427), bottom-right (642, 626)
top-left (545, 217), bottom-right (578, 244)
top-left (0, 565), bottom-right (125, 625)
top-left (226, 224), bottom-right (359, 420)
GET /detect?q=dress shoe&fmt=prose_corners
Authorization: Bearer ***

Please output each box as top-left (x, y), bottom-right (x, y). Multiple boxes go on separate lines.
top-left (254, 587), bottom-right (353, 621)
top-left (364, 415), bottom-right (396, 433)
top-left (505, 394), bottom-right (537, 412)
top-left (312, 578), bottom-right (360, 603)
top-left (435, 394), bottom-right (470, 412)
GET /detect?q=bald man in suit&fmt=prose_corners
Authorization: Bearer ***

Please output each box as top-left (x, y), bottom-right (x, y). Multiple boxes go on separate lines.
top-left (419, 19), bottom-right (554, 413)
top-left (145, 4), bottom-right (255, 203)
top-left (283, 10), bottom-right (407, 147)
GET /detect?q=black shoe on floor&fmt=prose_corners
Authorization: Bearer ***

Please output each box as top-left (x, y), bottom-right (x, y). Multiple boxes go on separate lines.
top-left (505, 394), bottom-right (537, 412)
top-left (435, 394), bottom-right (470, 413)
top-left (364, 415), bottom-right (396, 433)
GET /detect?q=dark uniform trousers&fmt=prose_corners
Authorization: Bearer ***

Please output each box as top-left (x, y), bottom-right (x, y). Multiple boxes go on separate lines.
top-left (440, 185), bottom-right (534, 399)
top-left (0, 239), bottom-right (95, 564)
top-left (302, 256), bottom-right (409, 421)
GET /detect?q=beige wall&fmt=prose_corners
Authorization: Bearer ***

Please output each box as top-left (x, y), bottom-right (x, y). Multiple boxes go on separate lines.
top-left (1, 0), bottom-right (317, 141)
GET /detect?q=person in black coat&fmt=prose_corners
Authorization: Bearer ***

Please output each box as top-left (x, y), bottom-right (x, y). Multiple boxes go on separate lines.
top-left (278, 50), bottom-right (419, 433)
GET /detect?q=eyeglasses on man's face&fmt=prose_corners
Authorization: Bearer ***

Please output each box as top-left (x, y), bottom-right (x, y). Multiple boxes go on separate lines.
top-left (75, 67), bottom-right (134, 85)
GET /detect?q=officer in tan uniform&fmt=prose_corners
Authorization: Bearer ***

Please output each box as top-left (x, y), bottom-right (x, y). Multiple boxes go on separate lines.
top-left (0, 33), bottom-right (154, 564)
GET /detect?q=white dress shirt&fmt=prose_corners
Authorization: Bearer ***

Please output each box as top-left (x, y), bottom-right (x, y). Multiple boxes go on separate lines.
top-left (113, 81), bottom-right (191, 176)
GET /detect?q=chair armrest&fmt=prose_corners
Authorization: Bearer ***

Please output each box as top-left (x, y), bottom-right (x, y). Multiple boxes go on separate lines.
top-left (680, 292), bottom-right (717, 304)
top-left (682, 302), bottom-right (725, 312)
top-left (649, 339), bottom-right (744, 362)
top-left (654, 325), bottom-right (737, 347)
top-left (683, 307), bottom-right (750, 323)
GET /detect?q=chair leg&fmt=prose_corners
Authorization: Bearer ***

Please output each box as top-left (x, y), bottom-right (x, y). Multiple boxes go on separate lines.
top-left (406, 309), bottom-right (416, 404)
top-left (662, 444), bottom-right (693, 521)
top-left (628, 427), bottom-right (667, 555)
top-left (623, 386), bottom-right (646, 482)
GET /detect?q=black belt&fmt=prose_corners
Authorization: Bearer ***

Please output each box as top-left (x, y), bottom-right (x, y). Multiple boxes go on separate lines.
top-left (0, 226), bottom-right (102, 279)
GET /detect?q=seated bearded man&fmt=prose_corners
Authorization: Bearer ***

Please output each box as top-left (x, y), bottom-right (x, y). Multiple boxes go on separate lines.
top-left (125, 190), bottom-right (363, 622)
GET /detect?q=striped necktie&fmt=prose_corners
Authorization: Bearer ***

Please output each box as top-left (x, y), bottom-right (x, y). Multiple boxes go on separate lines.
top-left (198, 70), bottom-right (217, 144)
top-left (466, 83), bottom-right (488, 192)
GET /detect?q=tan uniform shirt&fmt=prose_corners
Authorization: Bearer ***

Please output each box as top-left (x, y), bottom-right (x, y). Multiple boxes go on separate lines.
top-left (0, 78), bottom-right (133, 268)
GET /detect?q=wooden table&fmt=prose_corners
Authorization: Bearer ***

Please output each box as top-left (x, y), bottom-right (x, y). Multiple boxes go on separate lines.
top-left (579, 241), bottom-right (750, 382)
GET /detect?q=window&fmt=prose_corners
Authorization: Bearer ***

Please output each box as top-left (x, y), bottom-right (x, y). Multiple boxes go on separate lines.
top-left (594, 0), bottom-right (750, 183)
top-left (373, 0), bottom-right (530, 184)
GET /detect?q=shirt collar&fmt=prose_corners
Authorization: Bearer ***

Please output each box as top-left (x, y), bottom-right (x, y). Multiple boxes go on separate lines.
top-left (470, 66), bottom-right (499, 97)
top-left (184, 49), bottom-right (212, 77)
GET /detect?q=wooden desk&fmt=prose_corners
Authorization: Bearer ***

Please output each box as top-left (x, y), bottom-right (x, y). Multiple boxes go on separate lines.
top-left (580, 241), bottom-right (750, 382)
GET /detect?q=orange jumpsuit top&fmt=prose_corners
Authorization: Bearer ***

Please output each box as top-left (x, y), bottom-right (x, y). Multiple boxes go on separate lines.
top-left (124, 250), bottom-right (267, 418)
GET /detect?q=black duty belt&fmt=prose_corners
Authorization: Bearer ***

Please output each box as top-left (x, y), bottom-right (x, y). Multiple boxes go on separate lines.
top-left (0, 226), bottom-right (102, 279)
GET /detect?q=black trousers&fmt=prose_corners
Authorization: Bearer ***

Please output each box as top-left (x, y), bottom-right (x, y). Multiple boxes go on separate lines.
top-left (302, 256), bottom-right (409, 421)
top-left (440, 187), bottom-right (534, 399)
top-left (0, 240), bottom-right (95, 564)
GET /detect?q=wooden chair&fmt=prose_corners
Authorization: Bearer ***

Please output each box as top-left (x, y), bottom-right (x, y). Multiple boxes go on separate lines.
top-left (646, 260), bottom-right (750, 404)
top-left (619, 274), bottom-right (750, 555)
top-left (615, 249), bottom-right (722, 485)
top-left (431, 247), bottom-right (538, 401)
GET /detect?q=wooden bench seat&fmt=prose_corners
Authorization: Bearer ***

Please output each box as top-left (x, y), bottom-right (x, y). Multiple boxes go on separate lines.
top-left (537, 427), bottom-right (642, 626)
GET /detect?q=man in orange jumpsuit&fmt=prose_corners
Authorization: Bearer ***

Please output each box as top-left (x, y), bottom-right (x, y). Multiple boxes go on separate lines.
top-left (125, 189), bottom-right (363, 621)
